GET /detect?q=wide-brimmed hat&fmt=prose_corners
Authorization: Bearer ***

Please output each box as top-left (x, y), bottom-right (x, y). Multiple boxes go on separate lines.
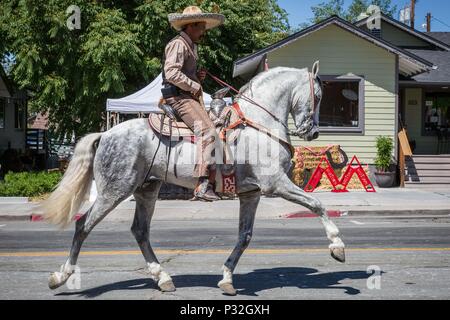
top-left (168, 6), bottom-right (225, 31)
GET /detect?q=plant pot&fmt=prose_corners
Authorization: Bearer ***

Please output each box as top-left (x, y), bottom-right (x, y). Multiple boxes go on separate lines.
top-left (374, 171), bottom-right (396, 188)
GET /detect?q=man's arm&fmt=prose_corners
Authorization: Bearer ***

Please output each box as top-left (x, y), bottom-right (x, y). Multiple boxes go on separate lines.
top-left (164, 40), bottom-right (201, 95)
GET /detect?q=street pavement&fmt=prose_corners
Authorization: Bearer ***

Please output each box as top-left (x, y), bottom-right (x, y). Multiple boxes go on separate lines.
top-left (0, 215), bottom-right (449, 300)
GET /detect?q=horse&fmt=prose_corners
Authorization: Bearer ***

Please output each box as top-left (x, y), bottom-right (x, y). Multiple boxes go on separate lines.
top-left (40, 64), bottom-right (346, 296)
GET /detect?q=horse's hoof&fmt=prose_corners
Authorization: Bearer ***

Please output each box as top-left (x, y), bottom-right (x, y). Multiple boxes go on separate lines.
top-left (330, 247), bottom-right (346, 263)
top-left (159, 279), bottom-right (176, 292)
top-left (48, 272), bottom-right (67, 290)
top-left (218, 281), bottom-right (237, 296)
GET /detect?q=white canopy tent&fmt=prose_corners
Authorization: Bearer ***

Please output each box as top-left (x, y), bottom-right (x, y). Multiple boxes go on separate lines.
top-left (106, 73), bottom-right (214, 114)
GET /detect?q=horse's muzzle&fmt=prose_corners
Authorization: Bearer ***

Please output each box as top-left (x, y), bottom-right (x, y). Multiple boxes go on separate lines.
top-left (304, 126), bottom-right (320, 141)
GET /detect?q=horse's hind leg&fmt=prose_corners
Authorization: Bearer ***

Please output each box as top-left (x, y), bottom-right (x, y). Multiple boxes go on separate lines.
top-left (218, 190), bottom-right (261, 295)
top-left (48, 194), bottom-right (130, 290)
top-left (274, 175), bottom-right (345, 262)
top-left (131, 181), bottom-right (175, 292)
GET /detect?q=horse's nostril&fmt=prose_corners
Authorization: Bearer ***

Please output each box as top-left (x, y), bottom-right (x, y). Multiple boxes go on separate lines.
top-left (312, 131), bottom-right (319, 140)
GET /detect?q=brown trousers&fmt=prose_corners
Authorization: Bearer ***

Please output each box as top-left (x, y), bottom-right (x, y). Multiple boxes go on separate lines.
top-left (167, 95), bottom-right (218, 178)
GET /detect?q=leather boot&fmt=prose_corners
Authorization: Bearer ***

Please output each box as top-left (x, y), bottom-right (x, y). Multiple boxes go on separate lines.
top-left (194, 177), bottom-right (220, 201)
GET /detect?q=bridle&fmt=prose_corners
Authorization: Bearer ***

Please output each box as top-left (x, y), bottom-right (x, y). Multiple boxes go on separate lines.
top-left (291, 72), bottom-right (319, 136)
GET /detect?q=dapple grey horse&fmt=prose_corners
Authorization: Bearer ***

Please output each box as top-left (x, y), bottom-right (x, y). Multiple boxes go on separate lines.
top-left (41, 65), bottom-right (345, 296)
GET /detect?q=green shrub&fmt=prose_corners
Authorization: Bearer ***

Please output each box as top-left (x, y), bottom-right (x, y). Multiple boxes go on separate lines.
top-left (374, 136), bottom-right (394, 172)
top-left (0, 171), bottom-right (62, 197)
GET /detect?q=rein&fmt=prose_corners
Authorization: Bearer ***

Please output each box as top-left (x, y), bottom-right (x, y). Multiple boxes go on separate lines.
top-left (220, 102), bottom-right (296, 157)
top-left (205, 70), bottom-right (291, 132)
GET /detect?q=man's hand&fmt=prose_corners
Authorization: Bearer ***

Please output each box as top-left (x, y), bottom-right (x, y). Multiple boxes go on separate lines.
top-left (197, 69), bottom-right (207, 82)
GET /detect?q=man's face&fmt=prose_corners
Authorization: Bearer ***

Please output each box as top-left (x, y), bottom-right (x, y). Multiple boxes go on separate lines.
top-left (185, 22), bottom-right (206, 43)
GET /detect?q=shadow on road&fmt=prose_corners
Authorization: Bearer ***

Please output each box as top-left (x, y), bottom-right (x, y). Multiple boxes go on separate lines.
top-left (56, 267), bottom-right (372, 298)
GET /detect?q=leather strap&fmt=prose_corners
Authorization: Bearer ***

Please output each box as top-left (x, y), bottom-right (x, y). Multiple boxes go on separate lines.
top-left (220, 103), bottom-right (295, 158)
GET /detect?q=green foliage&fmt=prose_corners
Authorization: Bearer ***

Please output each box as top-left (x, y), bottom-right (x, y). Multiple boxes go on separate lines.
top-left (311, 0), bottom-right (346, 23)
top-left (0, 0), bottom-right (289, 139)
top-left (374, 136), bottom-right (394, 172)
top-left (307, 0), bottom-right (397, 25)
top-left (0, 171), bottom-right (62, 197)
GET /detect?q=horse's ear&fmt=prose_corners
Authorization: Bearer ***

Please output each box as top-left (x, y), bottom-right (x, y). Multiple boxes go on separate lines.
top-left (312, 61), bottom-right (320, 79)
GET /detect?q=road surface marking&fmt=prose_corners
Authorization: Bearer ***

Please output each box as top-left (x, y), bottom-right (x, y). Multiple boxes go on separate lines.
top-left (1, 247), bottom-right (450, 257)
top-left (0, 225), bottom-right (5, 227)
top-left (350, 220), bottom-right (365, 225)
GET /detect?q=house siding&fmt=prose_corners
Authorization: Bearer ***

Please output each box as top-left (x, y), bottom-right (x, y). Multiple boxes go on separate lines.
top-left (0, 98), bottom-right (26, 152)
top-left (360, 21), bottom-right (431, 48)
top-left (0, 76), bottom-right (10, 97)
top-left (267, 24), bottom-right (397, 164)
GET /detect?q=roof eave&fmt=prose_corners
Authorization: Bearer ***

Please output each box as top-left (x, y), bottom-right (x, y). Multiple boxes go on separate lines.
top-left (233, 15), bottom-right (340, 78)
top-left (234, 15), bottom-right (434, 78)
top-left (355, 14), bottom-right (450, 51)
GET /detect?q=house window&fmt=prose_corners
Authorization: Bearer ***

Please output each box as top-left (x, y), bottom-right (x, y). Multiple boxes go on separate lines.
top-left (424, 92), bottom-right (450, 135)
top-left (319, 76), bottom-right (364, 133)
top-left (14, 100), bottom-right (25, 130)
top-left (0, 98), bottom-right (5, 129)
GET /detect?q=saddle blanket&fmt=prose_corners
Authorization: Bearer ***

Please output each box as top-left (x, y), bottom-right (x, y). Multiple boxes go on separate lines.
top-left (214, 168), bottom-right (236, 196)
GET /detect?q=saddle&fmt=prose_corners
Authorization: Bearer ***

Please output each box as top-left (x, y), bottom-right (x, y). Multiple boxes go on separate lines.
top-left (148, 111), bottom-right (194, 137)
top-left (148, 104), bottom-right (240, 141)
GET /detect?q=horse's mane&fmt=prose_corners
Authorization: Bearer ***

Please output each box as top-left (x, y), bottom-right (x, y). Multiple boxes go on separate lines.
top-left (239, 67), bottom-right (306, 96)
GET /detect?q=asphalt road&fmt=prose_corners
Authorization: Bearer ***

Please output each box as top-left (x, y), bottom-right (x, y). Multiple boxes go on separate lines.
top-left (1, 215), bottom-right (450, 300)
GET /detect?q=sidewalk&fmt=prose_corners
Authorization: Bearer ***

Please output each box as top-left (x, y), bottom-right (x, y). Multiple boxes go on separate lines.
top-left (0, 188), bottom-right (449, 222)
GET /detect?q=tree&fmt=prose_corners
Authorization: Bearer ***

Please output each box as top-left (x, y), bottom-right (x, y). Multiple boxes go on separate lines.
top-left (347, 0), bottom-right (397, 22)
top-left (304, 0), bottom-right (398, 27)
top-left (311, 0), bottom-right (345, 24)
top-left (0, 0), bottom-right (289, 138)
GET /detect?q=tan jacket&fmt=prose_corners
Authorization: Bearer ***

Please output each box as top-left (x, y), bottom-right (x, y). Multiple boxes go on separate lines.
top-left (163, 31), bottom-right (201, 95)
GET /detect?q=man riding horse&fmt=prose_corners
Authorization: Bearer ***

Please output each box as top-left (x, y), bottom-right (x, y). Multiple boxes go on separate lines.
top-left (162, 6), bottom-right (225, 201)
top-left (42, 6), bottom-right (346, 296)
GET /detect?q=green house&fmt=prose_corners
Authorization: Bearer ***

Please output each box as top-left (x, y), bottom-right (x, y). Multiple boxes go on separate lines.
top-left (233, 14), bottom-right (450, 187)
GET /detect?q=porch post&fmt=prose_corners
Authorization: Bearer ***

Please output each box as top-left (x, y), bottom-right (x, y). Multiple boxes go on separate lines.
top-left (395, 56), bottom-right (399, 161)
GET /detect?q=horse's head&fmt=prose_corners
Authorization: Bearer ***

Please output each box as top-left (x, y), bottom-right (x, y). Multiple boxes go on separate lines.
top-left (290, 61), bottom-right (322, 141)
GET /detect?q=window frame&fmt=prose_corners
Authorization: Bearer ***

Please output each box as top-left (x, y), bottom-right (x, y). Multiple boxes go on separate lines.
top-left (421, 91), bottom-right (450, 137)
top-left (318, 75), bottom-right (365, 135)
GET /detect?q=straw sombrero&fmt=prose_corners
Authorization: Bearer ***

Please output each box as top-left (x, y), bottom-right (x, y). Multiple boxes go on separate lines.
top-left (168, 6), bottom-right (225, 31)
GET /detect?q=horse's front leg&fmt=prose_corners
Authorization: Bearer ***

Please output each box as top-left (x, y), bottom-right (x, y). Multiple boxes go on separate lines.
top-left (274, 175), bottom-right (346, 262)
top-left (218, 190), bottom-right (261, 295)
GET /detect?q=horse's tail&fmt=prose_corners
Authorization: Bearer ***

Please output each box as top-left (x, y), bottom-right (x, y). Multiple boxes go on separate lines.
top-left (40, 132), bottom-right (103, 228)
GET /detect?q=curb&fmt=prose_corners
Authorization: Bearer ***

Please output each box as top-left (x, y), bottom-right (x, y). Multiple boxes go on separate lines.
top-left (283, 210), bottom-right (343, 218)
top-left (30, 213), bottom-right (84, 222)
top-left (0, 197), bottom-right (29, 204)
top-left (1, 210), bottom-right (449, 222)
top-left (344, 209), bottom-right (450, 216)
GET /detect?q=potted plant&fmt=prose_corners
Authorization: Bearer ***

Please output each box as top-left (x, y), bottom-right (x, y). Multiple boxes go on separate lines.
top-left (374, 136), bottom-right (396, 188)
